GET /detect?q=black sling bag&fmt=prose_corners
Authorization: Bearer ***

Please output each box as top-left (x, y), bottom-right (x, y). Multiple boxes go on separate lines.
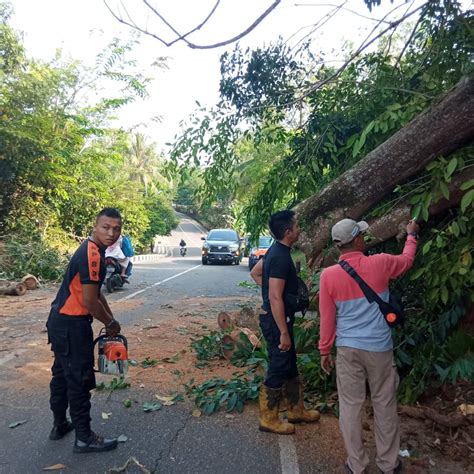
top-left (339, 260), bottom-right (404, 329)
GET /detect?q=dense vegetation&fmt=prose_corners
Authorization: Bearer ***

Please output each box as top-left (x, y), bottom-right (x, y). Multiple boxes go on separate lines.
top-left (0, 4), bottom-right (178, 280)
top-left (172, 0), bottom-right (474, 403)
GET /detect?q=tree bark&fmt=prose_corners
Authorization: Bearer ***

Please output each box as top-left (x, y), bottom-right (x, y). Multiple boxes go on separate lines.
top-left (399, 405), bottom-right (468, 428)
top-left (0, 282), bottom-right (27, 296)
top-left (366, 166), bottom-right (474, 245)
top-left (295, 75), bottom-right (474, 265)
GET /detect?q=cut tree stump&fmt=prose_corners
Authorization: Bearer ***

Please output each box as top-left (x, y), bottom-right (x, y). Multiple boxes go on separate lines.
top-left (217, 312), bottom-right (238, 330)
top-left (217, 307), bottom-right (259, 332)
top-left (21, 274), bottom-right (40, 290)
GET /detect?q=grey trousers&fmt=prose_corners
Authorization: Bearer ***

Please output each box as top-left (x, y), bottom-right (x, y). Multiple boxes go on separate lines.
top-left (336, 347), bottom-right (400, 474)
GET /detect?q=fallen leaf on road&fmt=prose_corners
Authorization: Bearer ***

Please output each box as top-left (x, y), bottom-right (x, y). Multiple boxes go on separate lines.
top-left (42, 464), bottom-right (66, 471)
top-left (155, 395), bottom-right (175, 406)
top-left (9, 420), bottom-right (27, 428)
top-left (117, 435), bottom-right (128, 443)
top-left (101, 412), bottom-right (112, 420)
top-left (143, 402), bottom-right (162, 412)
top-left (110, 457), bottom-right (150, 474)
top-left (140, 357), bottom-right (159, 368)
top-left (192, 409), bottom-right (202, 417)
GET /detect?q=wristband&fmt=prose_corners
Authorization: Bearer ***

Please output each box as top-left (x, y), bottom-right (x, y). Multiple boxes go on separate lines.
top-left (107, 319), bottom-right (117, 328)
top-left (408, 232), bottom-right (418, 239)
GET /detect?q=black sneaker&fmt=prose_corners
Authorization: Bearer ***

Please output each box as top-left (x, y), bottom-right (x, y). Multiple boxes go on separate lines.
top-left (73, 432), bottom-right (118, 453)
top-left (49, 420), bottom-right (74, 440)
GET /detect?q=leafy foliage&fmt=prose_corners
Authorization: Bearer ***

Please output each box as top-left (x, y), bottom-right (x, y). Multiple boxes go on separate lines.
top-left (0, 11), bottom-right (178, 279)
top-left (191, 331), bottom-right (229, 361)
top-left (96, 377), bottom-right (130, 391)
top-left (185, 370), bottom-right (263, 415)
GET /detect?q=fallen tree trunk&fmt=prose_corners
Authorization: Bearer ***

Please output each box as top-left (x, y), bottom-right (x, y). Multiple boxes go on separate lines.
top-left (0, 282), bottom-right (27, 296)
top-left (399, 405), bottom-right (468, 428)
top-left (367, 166), bottom-right (474, 245)
top-left (295, 75), bottom-right (474, 266)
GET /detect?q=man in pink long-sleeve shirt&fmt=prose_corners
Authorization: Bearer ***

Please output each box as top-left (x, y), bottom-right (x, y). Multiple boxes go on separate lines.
top-left (319, 218), bottom-right (419, 474)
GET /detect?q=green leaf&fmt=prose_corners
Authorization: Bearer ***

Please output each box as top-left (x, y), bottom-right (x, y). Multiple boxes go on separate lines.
top-left (451, 221), bottom-right (460, 237)
top-left (460, 189), bottom-right (474, 213)
top-left (439, 181), bottom-right (450, 200)
top-left (387, 103), bottom-right (401, 111)
top-left (410, 268), bottom-right (425, 280)
top-left (422, 241), bottom-right (432, 255)
top-left (445, 158), bottom-right (458, 179)
top-left (411, 204), bottom-right (421, 221)
top-left (441, 287), bottom-right (449, 304)
top-left (227, 392), bottom-right (238, 412)
top-left (143, 402), bottom-right (162, 412)
top-left (460, 179), bottom-right (474, 191)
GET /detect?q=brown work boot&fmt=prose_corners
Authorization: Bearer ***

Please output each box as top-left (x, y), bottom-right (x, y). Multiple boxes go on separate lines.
top-left (258, 385), bottom-right (295, 435)
top-left (285, 377), bottom-right (320, 423)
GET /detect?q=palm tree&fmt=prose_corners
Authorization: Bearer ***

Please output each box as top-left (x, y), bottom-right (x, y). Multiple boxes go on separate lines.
top-left (126, 132), bottom-right (167, 196)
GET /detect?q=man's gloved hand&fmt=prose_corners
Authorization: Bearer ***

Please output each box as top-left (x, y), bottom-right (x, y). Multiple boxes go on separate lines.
top-left (106, 319), bottom-right (121, 337)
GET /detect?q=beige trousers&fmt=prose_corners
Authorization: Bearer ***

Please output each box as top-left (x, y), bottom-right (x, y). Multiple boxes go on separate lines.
top-left (336, 347), bottom-right (400, 474)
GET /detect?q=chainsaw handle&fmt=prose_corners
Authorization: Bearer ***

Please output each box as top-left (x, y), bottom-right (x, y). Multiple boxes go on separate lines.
top-left (93, 333), bottom-right (128, 349)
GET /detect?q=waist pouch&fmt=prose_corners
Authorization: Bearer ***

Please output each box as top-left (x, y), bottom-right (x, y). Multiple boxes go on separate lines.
top-left (284, 277), bottom-right (310, 315)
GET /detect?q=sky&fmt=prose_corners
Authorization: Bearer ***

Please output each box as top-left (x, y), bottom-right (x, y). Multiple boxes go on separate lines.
top-left (8, 0), bottom-right (469, 152)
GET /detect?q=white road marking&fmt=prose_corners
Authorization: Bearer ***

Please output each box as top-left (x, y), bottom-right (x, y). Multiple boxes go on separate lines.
top-left (117, 264), bottom-right (202, 302)
top-left (279, 436), bottom-right (300, 474)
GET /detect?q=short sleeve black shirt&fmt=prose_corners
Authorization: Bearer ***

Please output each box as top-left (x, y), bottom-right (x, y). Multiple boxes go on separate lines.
top-left (262, 241), bottom-right (298, 313)
top-left (51, 238), bottom-right (106, 316)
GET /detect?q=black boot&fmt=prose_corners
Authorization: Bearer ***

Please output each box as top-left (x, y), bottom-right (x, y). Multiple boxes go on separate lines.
top-left (49, 419), bottom-right (74, 440)
top-left (73, 432), bottom-right (118, 453)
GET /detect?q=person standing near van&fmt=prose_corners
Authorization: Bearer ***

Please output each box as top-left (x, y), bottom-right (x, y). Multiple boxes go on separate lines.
top-left (251, 210), bottom-right (319, 434)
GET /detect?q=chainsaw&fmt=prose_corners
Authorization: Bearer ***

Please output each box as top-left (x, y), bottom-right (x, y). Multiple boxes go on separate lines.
top-left (94, 331), bottom-right (129, 376)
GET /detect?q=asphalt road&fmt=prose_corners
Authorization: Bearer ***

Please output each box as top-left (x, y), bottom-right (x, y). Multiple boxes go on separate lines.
top-left (0, 214), bottom-right (332, 474)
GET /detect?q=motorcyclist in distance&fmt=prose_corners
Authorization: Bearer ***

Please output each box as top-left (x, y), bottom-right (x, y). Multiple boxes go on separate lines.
top-left (179, 239), bottom-right (187, 256)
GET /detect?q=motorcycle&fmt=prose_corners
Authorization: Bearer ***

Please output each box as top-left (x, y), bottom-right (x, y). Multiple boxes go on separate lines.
top-left (105, 257), bottom-right (131, 293)
top-left (179, 246), bottom-right (187, 257)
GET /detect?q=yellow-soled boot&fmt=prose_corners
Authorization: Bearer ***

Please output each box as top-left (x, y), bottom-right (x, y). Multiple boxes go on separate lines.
top-left (259, 385), bottom-right (295, 435)
top-left (285, 377), bottom-right (320, 423)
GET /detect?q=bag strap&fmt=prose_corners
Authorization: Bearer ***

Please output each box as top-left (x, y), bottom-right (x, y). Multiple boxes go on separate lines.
top-left (339, 260), bottom-right (387, 309)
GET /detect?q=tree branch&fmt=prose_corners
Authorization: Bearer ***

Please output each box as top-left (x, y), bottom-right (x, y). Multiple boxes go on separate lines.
top-left (105, 0), bottom-right (281, 50)
top-left (293, 2), bottom-right (392, 24)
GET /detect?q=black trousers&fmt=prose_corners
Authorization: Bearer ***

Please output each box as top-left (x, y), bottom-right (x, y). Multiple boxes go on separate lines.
top-left (259, 312), bottom-right (298, 389)
top-left (47, 311), bottom-right (96, 441)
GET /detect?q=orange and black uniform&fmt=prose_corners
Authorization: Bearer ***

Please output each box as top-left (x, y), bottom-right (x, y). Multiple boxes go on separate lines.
top-left (47, 239), bottom-right (106, 441)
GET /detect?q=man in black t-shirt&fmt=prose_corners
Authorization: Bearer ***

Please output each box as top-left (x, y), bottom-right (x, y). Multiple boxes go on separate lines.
top-left (47, 208), bottom-right (122, 453)
top-left (251, 210), bottom-right (319, 434)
